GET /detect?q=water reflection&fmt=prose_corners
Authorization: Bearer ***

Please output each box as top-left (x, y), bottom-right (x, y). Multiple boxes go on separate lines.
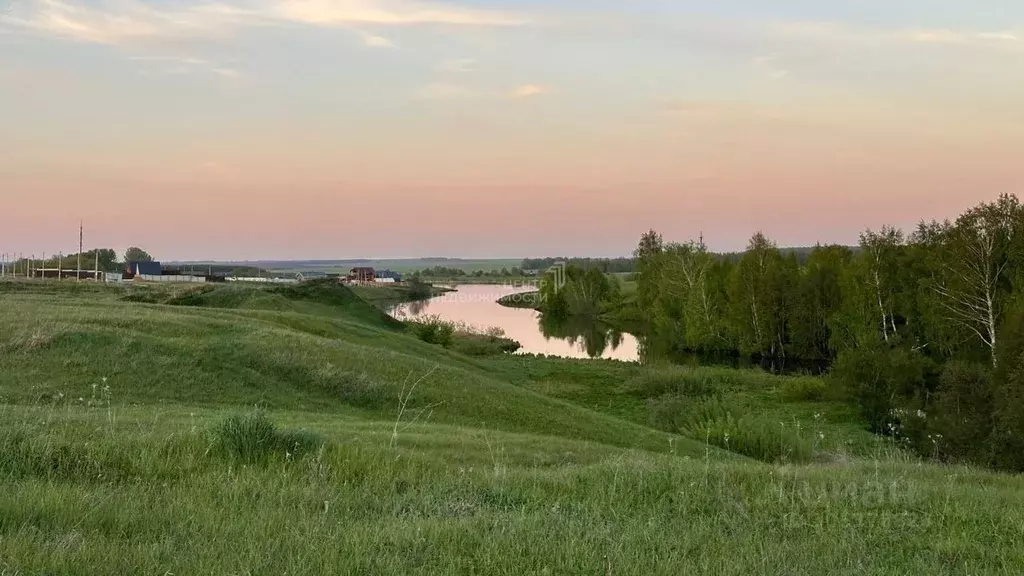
top-left (538, 314), bottom-right (629, 359)
top-left (388, 284), bottom-right (640, 361)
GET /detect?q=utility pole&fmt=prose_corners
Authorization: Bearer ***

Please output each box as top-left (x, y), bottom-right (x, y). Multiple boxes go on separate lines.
top-left (58, 252), bottom-right (62, 280)
top-left (77, 222), bottom-right (83, 282)
top-left (94, 251), bottom-right (99, 282)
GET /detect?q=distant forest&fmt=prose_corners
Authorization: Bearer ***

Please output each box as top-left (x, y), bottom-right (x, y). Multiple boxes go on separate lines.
top-left (521, 247), bottom-right (842, 274)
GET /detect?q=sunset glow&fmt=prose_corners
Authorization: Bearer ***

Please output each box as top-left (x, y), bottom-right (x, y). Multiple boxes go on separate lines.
top-left (2, 0), bottom-right (1022, 259)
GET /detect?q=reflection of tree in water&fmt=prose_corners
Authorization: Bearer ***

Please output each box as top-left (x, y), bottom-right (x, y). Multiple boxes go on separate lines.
top-left (539, 314), bottom-right (626, 358)
top-left (406, 299), bottom-right (430, 316)
top-left (386, 298), bottom-right (431, 319)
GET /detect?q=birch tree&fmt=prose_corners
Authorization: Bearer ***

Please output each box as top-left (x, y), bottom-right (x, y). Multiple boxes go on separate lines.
top-left (931, 195), bottom-right (1020, 366)
top-left (860, 226), bottom-right (904, 342)
top-left (729, 232), bottom-right (780, 356)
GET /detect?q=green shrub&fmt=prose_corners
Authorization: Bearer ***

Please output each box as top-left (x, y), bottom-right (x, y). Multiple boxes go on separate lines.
top-left (626, 367), bottom-right (724, 399)
top-left (215, 412), bottom-right (324, 464)
top-left (310, 367), bottom-right (393, 409)
top-left (408, 315), bottom-right (456, 347)
top-left (781, 376), bottom-right (828, 402)
top-left (991, 304), bottom-right (1024, 472)
top-left (923, 362), bottom-right (994, 462)
top-left (830, 346), bottom-right (935, 433)
top-left (647, 396), bottom-right (813, 463)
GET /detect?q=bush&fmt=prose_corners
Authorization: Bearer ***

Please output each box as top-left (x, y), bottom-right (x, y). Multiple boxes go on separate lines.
top-left (626, 367), bottom-right (723, 399)
top-left (925, 362), bottom-right (993, 462)
top-left (830, 346), bottom-right (935, 433)
top-left (991, 303), bottom-right (1024, 472)
top-left (408, 315), bottom-right (455, 347)
top-left (780, 376), bottom-right (827, 402)
top-left (647, 396), bottom-right (814, 463)
top-left (311, 367), bottom-right (393, 409)
top-left (215, 412), bottom-right (324, 464)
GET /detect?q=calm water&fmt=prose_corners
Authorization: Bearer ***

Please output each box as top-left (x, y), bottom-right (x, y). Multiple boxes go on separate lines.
top-left (389, 284), bottom-right (641, 361)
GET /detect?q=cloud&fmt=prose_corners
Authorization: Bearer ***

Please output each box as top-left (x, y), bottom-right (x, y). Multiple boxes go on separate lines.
top-left (2, 0), bottom-right (529, 46)
top-left (269, 0), bottom-right (527, 28)
top-left (415, 82), bottom-right (470, 100)
top-left (3, 0), bottom-right (248, 44)
top-left (753, 54), bottom-right (788, 80)
top-left (357, 30), bottom-right (395, 47)
top-left (437, 57), bottom-right (476, 73)
top-left (761, 20), bottom-right (1023, 51)
top-left (510, 83), bottom-right (546, 99)
top-left (129, 55), bottom-right (242, 78)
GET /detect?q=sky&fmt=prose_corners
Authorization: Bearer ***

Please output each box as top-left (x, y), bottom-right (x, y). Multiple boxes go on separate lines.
top-left (1, 0), bottom-right (1022, 260)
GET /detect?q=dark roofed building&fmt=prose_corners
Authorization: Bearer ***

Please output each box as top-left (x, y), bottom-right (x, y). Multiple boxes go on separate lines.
top-left (350, 267), bottom-right (376, 282)
top-left (126, 261), bottom-right (163, 277)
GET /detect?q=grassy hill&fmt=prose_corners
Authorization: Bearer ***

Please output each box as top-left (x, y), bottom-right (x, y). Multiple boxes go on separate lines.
top-left (1, 279), bottom-right (1022, 574)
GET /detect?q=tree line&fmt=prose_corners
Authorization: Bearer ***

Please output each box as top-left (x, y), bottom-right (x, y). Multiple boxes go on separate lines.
top-left (632, 194), bottom-right (1024, 471)
top-left (412, 266), bottom-right (525, 279)
top-left (3, 247), bottom-right (153, 273)
top-left (521, 257), bottom-right (635, 274)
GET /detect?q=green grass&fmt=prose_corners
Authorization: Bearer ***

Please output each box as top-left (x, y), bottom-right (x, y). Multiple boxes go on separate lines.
top-left (349, 283), bottom-right (450, 306)
top-left (1, 279), bottom-right (1023, 574)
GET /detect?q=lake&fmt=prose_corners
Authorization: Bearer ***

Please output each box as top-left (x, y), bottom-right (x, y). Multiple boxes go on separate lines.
top-left (389, 284), bottom-right (641, 361)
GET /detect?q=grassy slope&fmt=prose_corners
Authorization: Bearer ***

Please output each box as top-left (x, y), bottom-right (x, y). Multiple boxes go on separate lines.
top-left (1, 280), bottom-right (1023, 574)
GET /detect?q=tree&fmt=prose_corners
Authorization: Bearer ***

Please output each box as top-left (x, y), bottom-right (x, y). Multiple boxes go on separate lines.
top-left (728, 232), bottom-right (782, 356)
top-left (789, 245), bottom-right (851, 359)
top-left (633, 229), bottom-right (664, 314)
top-left (860, 226), bottom-right (904, 343)
top-left (124, 247), bottom-right (154, 263)
top-left (928, 195), bottom-right (1020, 366)
top-left (990, 298), bottom-right (1024, 471)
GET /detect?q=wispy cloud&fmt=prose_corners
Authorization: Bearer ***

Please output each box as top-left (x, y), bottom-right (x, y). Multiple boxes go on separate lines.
top-left (269, 0), bottom-right (526, 28)
top-left (357, 30), bottom-right (396, 48)
top-left (753, 54), bottom-right (788, 80)
top-left (510, 83), bottom-right (546, 99)
top-left (415, 82), bottom-right (470, 100)
top-left (762, 20), bottom-right (1023, 51)
top-left (2, 0), bottom-right (529, 46)
top-left (437, 57), bottom-right (476, 73)
top-left (130, 55), bottom-right (242, 78)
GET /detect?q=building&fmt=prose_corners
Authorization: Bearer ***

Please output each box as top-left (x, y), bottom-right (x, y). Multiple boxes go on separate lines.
top-left (126, 261), bottom-right (162, 278)
top-left (376, 269), bottom-right (403, 282)
top-left (350, 267), bottom-right (376, 282)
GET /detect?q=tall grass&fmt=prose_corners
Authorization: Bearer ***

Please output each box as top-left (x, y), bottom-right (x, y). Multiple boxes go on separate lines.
top-left (649, 396), bottom-right (815, 463)
top-left (2, 283), bottom-right (1024, 574)
top-left (214, 412), bottom-right (325, 464)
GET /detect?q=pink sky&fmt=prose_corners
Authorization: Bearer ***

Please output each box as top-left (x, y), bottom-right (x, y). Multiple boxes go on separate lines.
top-left (2, 1), bottom-right (1022, 260)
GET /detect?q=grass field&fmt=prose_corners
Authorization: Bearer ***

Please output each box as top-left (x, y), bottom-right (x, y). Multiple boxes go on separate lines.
top-left (2, 279), bottom-right (1023, 574)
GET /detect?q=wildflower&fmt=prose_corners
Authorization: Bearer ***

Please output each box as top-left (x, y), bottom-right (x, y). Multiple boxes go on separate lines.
top-left (818, 432), bottom-right (825, 440)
